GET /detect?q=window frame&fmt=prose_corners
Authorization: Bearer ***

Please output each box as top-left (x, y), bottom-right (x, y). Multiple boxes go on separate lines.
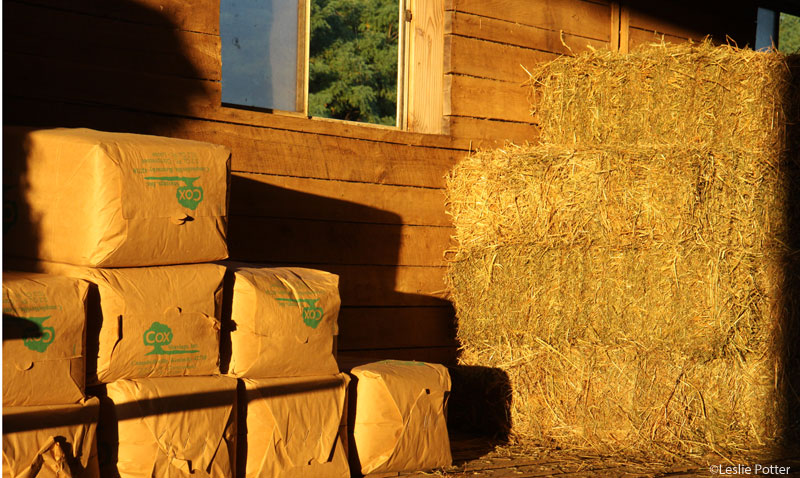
top-left (220, 0), bottom-right (444, 134)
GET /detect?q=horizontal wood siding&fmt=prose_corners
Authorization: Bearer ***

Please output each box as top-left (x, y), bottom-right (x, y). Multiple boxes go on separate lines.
top-left (3, 0), bottom-right (759, 364)
top-left (3, 0), bottom-right (462, 364)
top-left (624, 1), bottom-right (757, 50)
top-left (444, 0), bottom-right (613, 147)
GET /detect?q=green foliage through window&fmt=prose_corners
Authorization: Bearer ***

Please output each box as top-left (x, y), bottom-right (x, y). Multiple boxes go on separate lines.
top-left (780, 13), bottom-right (800, 54)
top-left (309, 0), bottom-right (399, 126)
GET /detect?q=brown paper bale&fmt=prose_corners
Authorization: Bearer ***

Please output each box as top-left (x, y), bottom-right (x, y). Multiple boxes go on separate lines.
top-left (2, 397), bottom-right (100, 478)
top-left (99, 376), bottom-right (237, 478)
top-left (227, 266), bottom-right (340, 378)
top-left (16, 261), bottom-right (226, 384)
top-left (3, 271), bottom-right (89, 407)
top-left (241, 374), bottom-right (350, 478)
top-left (349, 360), bottom-right (452, 474)
top-left (445, 144), bottom-right (797, 458)
top-left (3, 127), bottom-right (230, 267)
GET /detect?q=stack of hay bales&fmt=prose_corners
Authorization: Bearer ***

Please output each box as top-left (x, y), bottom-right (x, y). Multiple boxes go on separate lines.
top-left (3, 127), bottom-right (236, 477)
top-left (224, 264), bottom-right (352, 478)
top-left (3, 272), bottom-right (100, 478)
top-left (4, 127), bottom-right (456, 478)
top-left (446, 41), bottom-right (800, 459)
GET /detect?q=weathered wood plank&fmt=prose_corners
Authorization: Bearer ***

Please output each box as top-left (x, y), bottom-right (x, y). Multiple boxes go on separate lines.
top-left (324, 265), bottom-right (450, 306)
top-left (628, 27), bottom-right (690, 49)
top-left (447, 0), bottom-right (612, 41)
top-left (447, 116), bottom-right (540, 148)
top-left (338, 307), bottom-right (457, 349)
top-left (227, 217), bottom-right (454, 267)
top-left (4, 96), bottom-right (463, 188)
top-left (230, 173), bottom-right (450, 226)
top-left (3, 52), bottom-right (468, 153)
top-left (444, 75), bottom-right (533, 123)
top-left (625, 1), bottom-right (757, 46)
top-left (445, 35), bottom-right (559, 83)
top-left (4, 2), bottom-right (220, 81)
top-left (14, 0), bottom-right (220, 35)
top-left (445, 11), bottom-right (608, 56)
top-left (407, 0), bottom-right (445, 134)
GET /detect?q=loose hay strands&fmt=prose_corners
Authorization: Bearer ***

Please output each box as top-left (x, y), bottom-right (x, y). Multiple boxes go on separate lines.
top-left (445, 144), bottom-right (790, 460)
top-left (527, 40), bottom-right (791, 154)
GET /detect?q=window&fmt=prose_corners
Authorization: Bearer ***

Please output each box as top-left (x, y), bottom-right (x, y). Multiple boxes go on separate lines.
top-left (220, 0), bottom-right (443, 133)
top-left (779, 12), bottom-right (800, 53)
top-left (755, 6), bottom-right (800, 52)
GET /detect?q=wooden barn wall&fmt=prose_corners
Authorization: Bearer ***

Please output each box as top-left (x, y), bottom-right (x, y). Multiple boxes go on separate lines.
top-left (443, 0), bottom-right (613, 148)
top-left (622, 0), bottom-right (758, 52)
top-left (3, 0), bottom-right (758, 364)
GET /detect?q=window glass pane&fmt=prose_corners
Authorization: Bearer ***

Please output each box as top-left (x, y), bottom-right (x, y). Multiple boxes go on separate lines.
top-left (780, 12), bottom-right (800, 53)
top-left (221, 0), bottom-right (300, 112)
top-left (309, 0), bottom-right (399, 126)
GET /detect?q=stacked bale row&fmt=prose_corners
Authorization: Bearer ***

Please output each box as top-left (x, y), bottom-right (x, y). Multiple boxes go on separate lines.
top-left (446, 41), bottom-right (800, 459)
top-left (3, 127), bottom-right (454, 478)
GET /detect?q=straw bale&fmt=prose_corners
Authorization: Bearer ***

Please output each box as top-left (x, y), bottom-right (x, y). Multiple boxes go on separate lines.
top-left (445, 144), bottom-right (797, 458)
top-left (528, 41), bottom-right (791, 153)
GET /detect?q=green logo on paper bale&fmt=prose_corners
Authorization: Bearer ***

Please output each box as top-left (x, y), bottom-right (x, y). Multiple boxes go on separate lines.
top-left (22, 316), bottom-right (55, 353)
top-left (144, 176), bottom-right (204, 210)
top-left (275, 298), bottom-right (324, 329)
top-left (143, 322), bottom-right (199, 355)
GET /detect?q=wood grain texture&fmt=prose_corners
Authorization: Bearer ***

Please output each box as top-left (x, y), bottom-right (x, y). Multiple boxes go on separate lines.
top-left (628, 27), bottom-right (690, 49)
top-left (227, 217), bottom-right (454, 267)
top-left (2, 52), bottom-right (464, 150)
top-left (620, 3), bottom-right (630, 53)
top-left (610, 1), bottom-right (621, 51)
top-left (338, 307), bottom-right (457, 349)
top-left (230, 173), bottom-right (450, 226)
top-left (444, 75), bottom-right (533, 123)
top-left (445, 11), bottom-right (608, 55)
top-left (4, 96), bottom-right (463, 189)
top-left (407, 0), bottom-right (445, 134)
top-left (445, 35), bottom-right (559, 83)
top-left (3, 1), bottom-right (220, 81)
top-left (323, 265), bottom-right (450, 306)
top-left (447, 116), bottom-right (540, 148)
top-left (625, 0), bottom-right (757, 45)
top-left (447, 0), bottom-right (612, 41)
top-left (14, 0), bottom-right (220, 34)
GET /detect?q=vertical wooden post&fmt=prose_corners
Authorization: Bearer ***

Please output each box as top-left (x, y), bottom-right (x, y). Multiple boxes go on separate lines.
top-left (296, 0), bottom-right (310, 114)
top-left (620, 3), bottom-right (630, 54)
top-left (610, 2), bottom-right (621, 52)
top-left (406, 0), bottom-right (445, 134)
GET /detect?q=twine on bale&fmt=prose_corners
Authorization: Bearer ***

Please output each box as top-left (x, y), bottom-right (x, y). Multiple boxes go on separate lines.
top-left (445, 40), bottom-right (800, 462)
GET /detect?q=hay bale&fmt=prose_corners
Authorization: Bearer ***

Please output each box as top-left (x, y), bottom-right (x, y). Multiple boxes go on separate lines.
top-left (528, 41), bottom-right (791, 152)
top-left (445, 144), bottom-right (798, 458)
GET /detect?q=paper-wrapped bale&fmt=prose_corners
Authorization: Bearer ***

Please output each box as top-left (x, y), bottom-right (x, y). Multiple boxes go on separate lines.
top-left (99, 376), bottom-right (237, 478)
top-left (241, 374), bottom-right (350, 478)
top-left (2, 271), bottom-right (89, 407)
top-left (20, 261), bottom-right (225, 384)
top-left (3, 397), bottom-right (100, 478)
top-left (227, 266), bottom-right (340, 378)
top-left (3, 127), bottom-right (230, 267)
top-left (349, 360), bottom-right (451, 474)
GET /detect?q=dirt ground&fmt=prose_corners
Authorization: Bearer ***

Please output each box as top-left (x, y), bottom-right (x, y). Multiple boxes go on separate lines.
top-left (371, 434), bottom-right (800, 478)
